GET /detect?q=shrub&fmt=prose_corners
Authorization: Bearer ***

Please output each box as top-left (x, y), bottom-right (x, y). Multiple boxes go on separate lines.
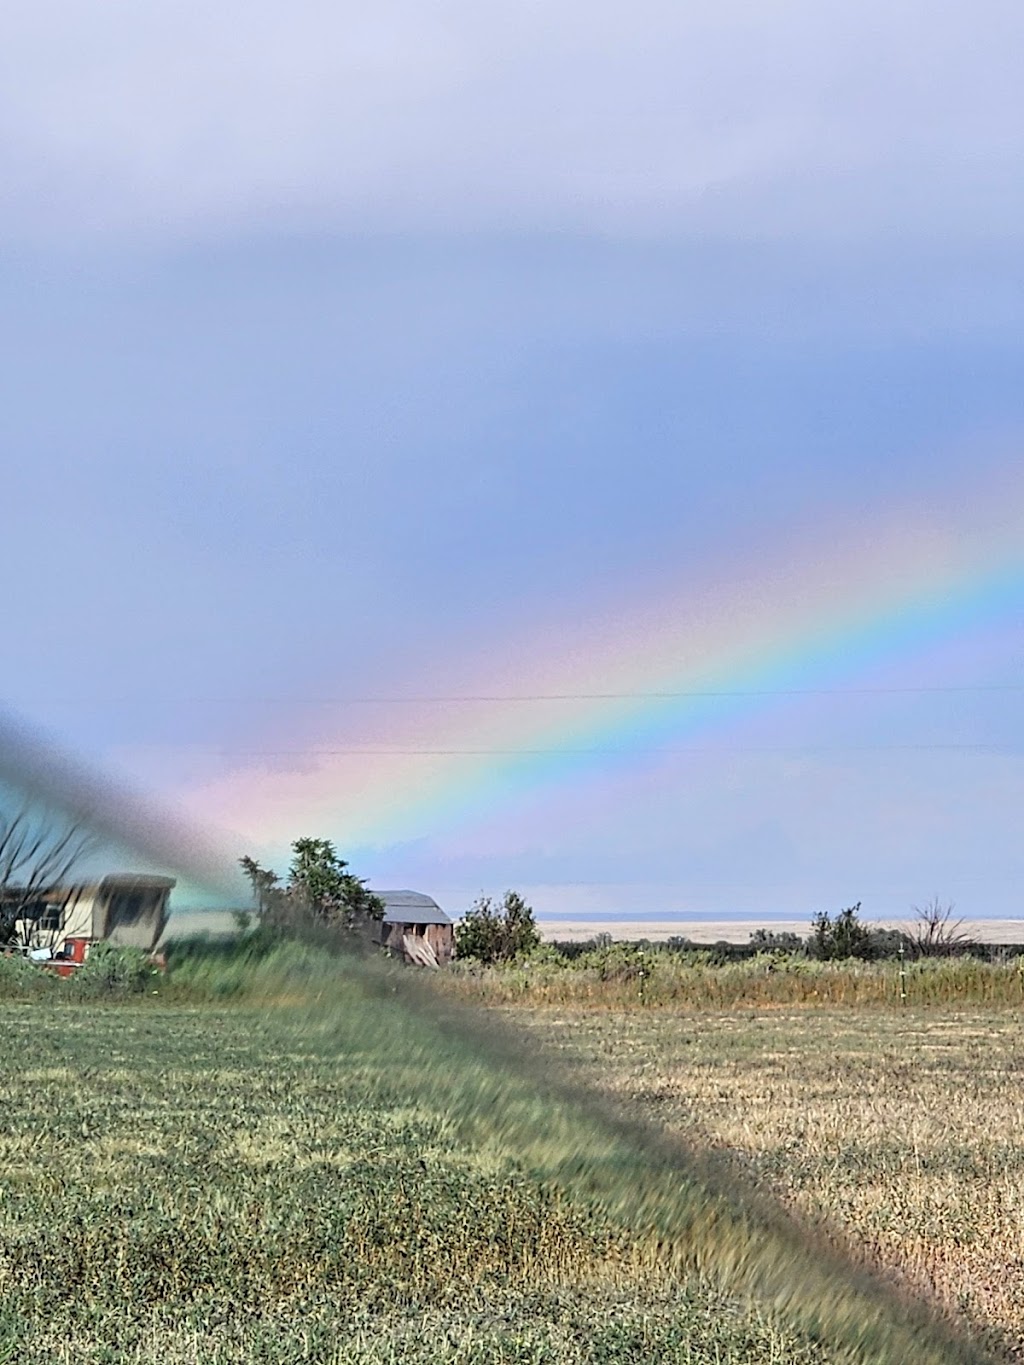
top-left (911, 897), bottom-right (971, 956)
top-left (0, 951), bottom-right (57, 1000)
top-left (748, 928), bottom-right (805, 953)
top-left (809, 904), bottom-right (875, 960)
top-left (575, 941), bottom-right (649, 983)
top-left (455, 891), bottom-right (540, 964)
top-left (664, 936), bottom-right (697, 953)
top-left (518, 942), bottom-right (568, 969)
top-left (868, 927), bottom-right (913, 960)
top-left (68, 942), bottom-right (156, 997)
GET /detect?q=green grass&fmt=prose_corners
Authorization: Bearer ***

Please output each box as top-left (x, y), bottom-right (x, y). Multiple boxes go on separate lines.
top-left (0, 945), bottom-right (1000, 1363)
top-left (440, 950), bottom-right (1024, 1009)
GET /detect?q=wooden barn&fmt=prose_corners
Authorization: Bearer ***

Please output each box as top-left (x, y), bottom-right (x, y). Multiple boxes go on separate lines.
top-left (375, 891), bottom-right (453, 967)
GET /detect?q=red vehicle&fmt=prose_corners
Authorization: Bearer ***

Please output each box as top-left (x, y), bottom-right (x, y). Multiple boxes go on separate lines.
top-left (35, 935), bottom-right (91, 977)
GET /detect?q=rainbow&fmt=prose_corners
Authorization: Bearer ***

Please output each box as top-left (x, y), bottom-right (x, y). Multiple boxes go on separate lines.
top-left (189, 476), bottom-right (1024, 859)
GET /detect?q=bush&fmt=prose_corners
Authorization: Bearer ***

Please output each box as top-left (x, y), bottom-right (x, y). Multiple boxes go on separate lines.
top-left (748, 928), bottom-right (805, 953)
top-left (664, 936), bottom-right (697, 953)
top-left (68, 943), bottom-right (156, 997)
top-left (517, 942), bottom-right (568, 969)
top-left (868, 927), bottom-right (913, 960)
top-left (575, 941), bottom-right (649, 983)
top-left (911, 897), bottom-right (971, 957)
top-left (0, 951), bottom-right (57, 1000)
top-left (809, 904), bottom-right (874, 961)
top-left (455, 891), bottom-right (540, 964)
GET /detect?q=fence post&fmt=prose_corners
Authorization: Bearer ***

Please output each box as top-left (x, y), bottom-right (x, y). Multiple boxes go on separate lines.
top-left (898, 940), bottom-right (907, 1006)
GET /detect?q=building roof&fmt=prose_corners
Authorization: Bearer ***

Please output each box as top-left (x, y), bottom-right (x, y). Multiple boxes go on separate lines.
top-left (99, 874), bottom-right (177, 890)
top-left (376, 890), bottom-right (451, 926)
top-left (0, 871), bottom-right (176, 903)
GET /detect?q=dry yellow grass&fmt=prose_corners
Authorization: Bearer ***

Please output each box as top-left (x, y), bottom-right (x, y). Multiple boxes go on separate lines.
top-left (515, 1007), bottom-right (1024, 1360)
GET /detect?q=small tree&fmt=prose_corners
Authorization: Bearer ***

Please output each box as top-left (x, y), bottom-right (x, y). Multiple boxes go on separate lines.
top-left (911, 897), bottom-right (968, 957)
top-left (455, 890), bottom-right (540, 964)
top-left (808, 903), bottom-right (874, 960)
top-left (238, 855), bottom-right (282, 916)
top-left (287, 837), bottom-right (383, 931)
top-left (238, 839), bottom-right (383, 937)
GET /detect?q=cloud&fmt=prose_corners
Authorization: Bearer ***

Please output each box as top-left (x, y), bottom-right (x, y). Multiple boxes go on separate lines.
top-left (3, 1), bottom-right (1023, 243)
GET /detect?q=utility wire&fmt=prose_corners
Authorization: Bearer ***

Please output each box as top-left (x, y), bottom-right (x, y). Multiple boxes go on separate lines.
top-left (186, 742), bottom-right (1020, 757)
top-left (23, 683), bottom-right (1024, 705)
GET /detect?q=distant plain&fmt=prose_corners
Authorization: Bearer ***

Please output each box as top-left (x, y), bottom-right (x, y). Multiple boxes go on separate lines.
top-left (162, 909), bottom-right (1024, 945)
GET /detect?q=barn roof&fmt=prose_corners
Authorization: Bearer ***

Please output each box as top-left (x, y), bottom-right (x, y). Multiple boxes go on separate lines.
top-left (377, 890), bottom-right (451, 926)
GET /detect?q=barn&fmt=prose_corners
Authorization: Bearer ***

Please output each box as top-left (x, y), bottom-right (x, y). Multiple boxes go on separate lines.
top-left (375, 891), bottom-right (453, 967)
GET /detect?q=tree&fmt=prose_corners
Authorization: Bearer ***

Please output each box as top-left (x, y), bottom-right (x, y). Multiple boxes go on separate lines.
top-left (287, 837), bottom-right (383, 930)
top-left (455, 890), bottom-right (540, 964)
top-left (239, 855), bottom-right (282, 916)
top-left (808, 903), bottom-right (874, 960)
top-left (0, 805), bottom-right (94, 949)
top-left (911, 897), bottom-right (968, 957)
top-left (239, 838), bottom-right (383, 936)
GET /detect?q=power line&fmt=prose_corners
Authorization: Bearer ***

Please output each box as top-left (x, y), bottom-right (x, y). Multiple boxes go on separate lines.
top-left (189, 742), bottom-right (1020, 757)
top-left (23, 683), bottom-right (1024, 705)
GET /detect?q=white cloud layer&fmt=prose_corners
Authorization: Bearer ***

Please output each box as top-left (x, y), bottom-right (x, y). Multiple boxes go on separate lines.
top-left (3, 1), bottom-right (1023, 243)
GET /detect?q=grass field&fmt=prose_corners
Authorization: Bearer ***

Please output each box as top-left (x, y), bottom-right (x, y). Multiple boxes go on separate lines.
top-left (0, 944), bottom-right (1006, 1363)
top-left (516, 1006), bottom-right (1024, 1362)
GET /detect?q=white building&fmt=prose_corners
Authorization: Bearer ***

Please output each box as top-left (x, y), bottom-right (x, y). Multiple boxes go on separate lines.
top-left (11, 873), bottom-right (175, 954)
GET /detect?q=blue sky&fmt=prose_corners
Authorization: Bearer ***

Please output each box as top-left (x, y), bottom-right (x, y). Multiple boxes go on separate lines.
top-left (3, 3), bottom-right (1024, 920)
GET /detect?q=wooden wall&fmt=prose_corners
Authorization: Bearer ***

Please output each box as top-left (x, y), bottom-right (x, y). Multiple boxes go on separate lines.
top-left (383, 921), bottom-right (454, 966)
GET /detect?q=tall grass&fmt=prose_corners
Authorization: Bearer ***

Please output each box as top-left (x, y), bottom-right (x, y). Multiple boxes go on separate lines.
top-left (439, 952), bottom-right (1024, 1009)
top-left (162, 931), bottom-right (344, 1001)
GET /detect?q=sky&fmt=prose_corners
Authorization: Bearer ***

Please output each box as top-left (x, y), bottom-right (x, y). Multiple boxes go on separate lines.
top-left (2, 2), bottom-right (1024, 921)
